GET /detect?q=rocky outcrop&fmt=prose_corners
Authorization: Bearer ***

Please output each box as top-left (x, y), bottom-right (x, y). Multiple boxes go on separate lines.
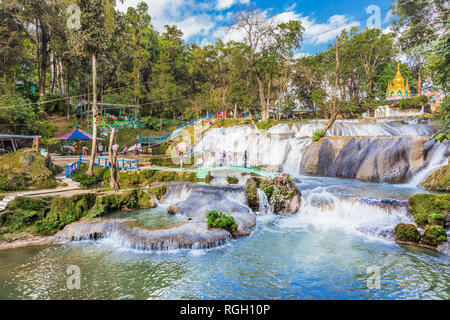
top-left (270, 174), bottom-right (301, 215)
top-left (246, 174), bottom-right (301, 215)
top-left (162, 183), bottom-right (256, 237)
top-left (55, 218), bottom-right (231, 250)
top-left (300, 137), bottom-right (449, 183)
top-left (54, 183), bottom-right (257, 250)
top-left (421, 163), bottom-right (450, 192)
top-left (0, 148), bottom-right (59, 191)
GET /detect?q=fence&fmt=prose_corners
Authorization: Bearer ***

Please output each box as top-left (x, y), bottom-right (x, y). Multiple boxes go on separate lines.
top-left (65, 155), bottom-right (82, 179)
top-left (81, 157), bottom-right (139, 170)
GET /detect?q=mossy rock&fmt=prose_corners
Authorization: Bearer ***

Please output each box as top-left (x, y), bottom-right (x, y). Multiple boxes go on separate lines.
top-left (408, 193), bottom-right (450, 228)
top-left (147, 185), bottom-right (167, 200)
top-left (0, 149), bottom-right (57, 192)
top-left (422, 225), bottom-right (447, 247)
top-left (422, 164), bottom-right (450, 192)
top-left (394, 223), bottom-right (421, 242)
top-left (245, 177), bottom-right (260, 211)
top-left (226, 176), bottom-right (239, 184)
top-left (167, 205), bottom-right (177, 215)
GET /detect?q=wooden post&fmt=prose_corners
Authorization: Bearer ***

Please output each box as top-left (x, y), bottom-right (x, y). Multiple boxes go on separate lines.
top-left (88, 53), bottom-right (98, 176)
top-left (322, 39), bottom-right (339, 136)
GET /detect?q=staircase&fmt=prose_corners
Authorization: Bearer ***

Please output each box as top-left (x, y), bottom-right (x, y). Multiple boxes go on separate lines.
top-left (140, 119), bottom-right (197, 146)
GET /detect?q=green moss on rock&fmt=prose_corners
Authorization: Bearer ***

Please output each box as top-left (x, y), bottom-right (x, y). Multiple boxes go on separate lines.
top-left (147, 185), bottom-right (167, 200)
top-left (226, 176), bottom-right (239, 184)
top-left (422, 164), bottom-right (450, 192)
top-left (394, 223), bottom-right (421, 242)
top-left (408, 193), bottom-right (450, 228)
top-left (0, 149), bottom-right (58, 192)
top-left (422, 225), bottom-right (447, 247)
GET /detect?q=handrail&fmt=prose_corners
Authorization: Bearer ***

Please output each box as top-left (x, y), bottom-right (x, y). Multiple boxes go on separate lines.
top-left (65, 155), bottom-right (82, 179)
top-left (80, 157), bottom-right (139, 170)
top-left (140, 119), bottom-right (197, 145)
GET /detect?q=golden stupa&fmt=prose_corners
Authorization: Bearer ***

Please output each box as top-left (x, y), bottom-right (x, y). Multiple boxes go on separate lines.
top-left (386, 62), bottom-right (410, 101)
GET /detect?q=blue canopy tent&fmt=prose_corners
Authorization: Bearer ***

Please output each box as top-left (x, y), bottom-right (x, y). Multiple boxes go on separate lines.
top-left (55, 128), bottom-right (104, 155)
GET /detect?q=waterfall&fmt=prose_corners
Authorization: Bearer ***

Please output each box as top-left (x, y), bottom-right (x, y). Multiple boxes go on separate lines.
top-left (257, 188), bottom-right (272, 215)
top-left (279, 187), bottom-right (413, 240)
top-left (407, 140), bottom-right (449, 186)
top-left (160, 183), bottom-right (193, 206)
top-left (194, 120), bottom-right (438, 182)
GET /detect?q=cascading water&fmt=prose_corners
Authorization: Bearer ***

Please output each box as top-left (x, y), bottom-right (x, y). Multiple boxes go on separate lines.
top-left (257, 188), bottom-right (273, 215)
top-left (194, 119), bottom-right (439, 181)
top-left (406, 140), bottom-right (449, 186)
top-left (281, 186), bottom-right (414, 240)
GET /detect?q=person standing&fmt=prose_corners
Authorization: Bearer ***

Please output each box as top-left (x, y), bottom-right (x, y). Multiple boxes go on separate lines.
top-left (98, 143), bottom-right (103, 157)
top-left (134, 143), bottom-right (139, 157)
top-left (180, 152), bottom-right (184, 170)
top-left (243, 150), bottom-right (248, 168)
top-left (123, 144), bottom-right (128, 156)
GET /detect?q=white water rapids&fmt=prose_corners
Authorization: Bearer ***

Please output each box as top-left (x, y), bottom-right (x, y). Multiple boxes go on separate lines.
top-left (194, 119), bottom-right (448, 186)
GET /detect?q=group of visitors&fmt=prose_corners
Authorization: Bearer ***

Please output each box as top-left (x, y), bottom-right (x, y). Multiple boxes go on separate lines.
top-left (67, 142), bottom-right (141, 158)
top-left (218, 150), bottom-right (248, 168)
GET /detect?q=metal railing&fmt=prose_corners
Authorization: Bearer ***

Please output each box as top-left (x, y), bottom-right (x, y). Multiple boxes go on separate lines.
top-left (140, 119), bottom-right (197, 145)
top-left (80, 157), bottom-right (139, 170)
top-left (65, 155), bottom-right (82, 179)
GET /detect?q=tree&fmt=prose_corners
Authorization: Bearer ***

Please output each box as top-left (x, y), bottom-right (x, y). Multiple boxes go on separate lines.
top-left (67, 0), bottom-right (121, 176)
top-left (231, 9), bottom-right (304, 121)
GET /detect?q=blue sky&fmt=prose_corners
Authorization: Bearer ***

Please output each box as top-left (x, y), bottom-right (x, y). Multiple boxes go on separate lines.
top-left (117, 0), bottom-right (397, 55)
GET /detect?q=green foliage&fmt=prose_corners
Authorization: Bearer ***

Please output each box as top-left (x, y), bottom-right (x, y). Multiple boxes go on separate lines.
top-left (0, 149), bottom-right (57, 192)
top-left (394, 223), bottom-right (421, 242)
top-left (147, 185), bottom-right (167, 200)
top-left (392, 95), bottom-right (429, 109)
top-left (35, 194), bottom-right (97, 235)
top-left (312, 130), bottom-right (324, 141)
top-left (263, 185), bottom-right (274, 199)
top-left (408, 193), bottom-right (450, 228)
top-left (206, 209), bottom-right (237, 233)
top-left (422, 225), bottom-right (447, 247)
top-left (72, 172), bottom-right (101, 188)
top-left (421, 164), bottom-right (450, 192)
top-left (142, 117), bottom-right (162, 130)
top-left (118, 171), bottom-right (144, 185)
top-left (226, 176), bottom-right (239, 184)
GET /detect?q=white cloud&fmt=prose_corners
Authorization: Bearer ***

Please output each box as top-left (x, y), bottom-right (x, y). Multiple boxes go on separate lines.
top-left (301, 14), bottom-right (360, 44)
top-left (215, 10), bottom-right (360, 46)
top-left (176, 14), bottom-right (215, 40)
top-left (216, 0), bottom-right (250, 11)
top-left (117, 1), bottom-right (361, 48)
top-left (116, 0), bottom-right (214, 40)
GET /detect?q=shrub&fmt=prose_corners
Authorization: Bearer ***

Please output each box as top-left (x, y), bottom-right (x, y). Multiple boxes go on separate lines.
top-left (147, 185), bottom-right (167, 200)
top-left (226, 176), bottom-right (239, 184)
top-left (312, 130), bottom-right (324, 141)
top-left (263, 185), bottom-right (274, 199)
top-left (422, 225), bottom-right (447, 247)
top-left (72, 172), bottom-right (101, 188)
top-left (7, 197), bottom-right (46, 212)
top-left (408, 194), bottom-right (450, 228)
top-left (394, 223), bottom-right (421, 242)
top-left (206, 209), bottom-right (237, 233)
